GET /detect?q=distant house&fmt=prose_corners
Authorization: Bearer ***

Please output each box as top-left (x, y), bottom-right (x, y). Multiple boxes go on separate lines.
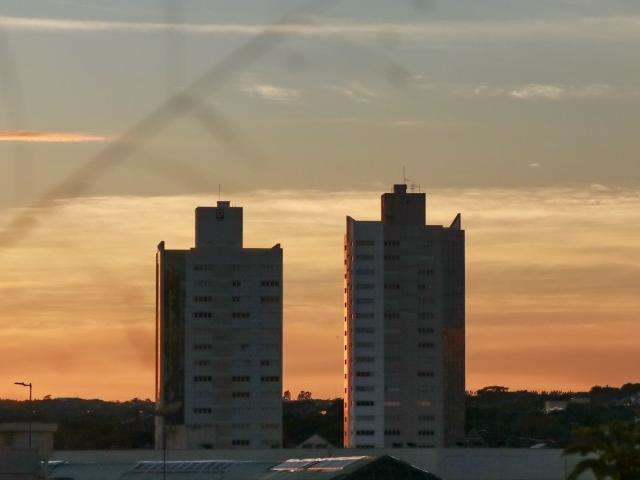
top-left (544, 401), bottom-right (568, 414)
top-left (296, 434), bottom-right (335, 449)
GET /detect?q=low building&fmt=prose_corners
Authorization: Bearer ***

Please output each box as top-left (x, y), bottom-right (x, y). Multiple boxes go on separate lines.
top-left (48, 455), bottom-right (439, 480)
top-left (46, 448), bottom-right (595, 480)
top-left (0, 448), bottom-right (41, 480)
top-left (0, 423), bottom-right (58, 459)
top-left (295, 434), bottom-right (335, 449)
top-left (543, 401), bottom-right (568, 414)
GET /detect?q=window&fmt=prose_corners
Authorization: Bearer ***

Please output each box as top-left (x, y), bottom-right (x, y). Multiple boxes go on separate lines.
top-left (193, 407), bottom-right (212, 414)
top-left (355, 342), bottom-right (374, 348)
top-left (355, 327), bottom-right (375, 334)
top-left (384, 240), bottom-right (400, 247)
top-left (355, 312), bottom-right (374, 319)
top-left (384, 283), bottom-right (400, 290)
top-left (356, 386), bottom-right (374, 392)
top-left (232, 296), bottom-right (241, 303)
top-left (194, 344), bottom-right (212, 350)
top-left (356, 401), bottom-right (374, 406)
top-left (418, 327), bottom-right (435, 334)
top-left (355, 357), bottom-right (374, 363)
top-left (418, 415), bottom-right (435, 421)
top-left (261, 280), bottom-right (280, 287)
top-left (419, 268), bottom-right (435, 276)
top-left (356, 430), bottom-right (375, 435)
top-left (356, 254), bottom-right (374, 261)
top-left (232, 312), bottom-right (250, 319)
top-left (355, 283), bottom-right (374, 290)
top-left (419, 312), bottom-right (435, 320)
top-left (384, 312), bottom-right (400, 319)
top-left (261, 376), bottom-right (279, 382)
top-left (356, 240), bottom-right (375, 246)
top-left (385, 430), bottom-right (401, 436)
top-left (418, 430), bottom-right (435, 436)
top-left (194, 359), bottom-right (211, 366)
top-left (418, 342), bottom-right (435, 348)
top-left (231, 439), bottom-right (250, 446)
top-left (356, 269), bottom-right (374, 275)
top-left (355, 415), bottom-right (374, 421)
top-left (356, 298), bottom-right (373, 304)
top-left (261, 296), bottom-right (280, 303)
top-left (194, 375), bottom-right (212, 382)
top-left (232, 280), bottom-right (241, 287)
top-left (260, 359), bottom-right (271, 366)
top-left (194, 312), bottom-right (213, 319)
top-left (194, 264), bottom-right (214, 271)
top-left (193, 295), bottom-right (212, 302)
top-left (232, 392), bottom-right (250, 398)
top-left (232, 376), bottom-right (250, 382)
top-left (384, 255), bottom-right (400, 261)
top-left (418, 371), bottom-right (435, 378)
top-left (356, 371), bottom-right (373, 377)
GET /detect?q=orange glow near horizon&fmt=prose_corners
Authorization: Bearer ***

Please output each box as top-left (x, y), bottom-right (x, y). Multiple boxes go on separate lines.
top-left (0, 130), bottom-right (108, 143)
top-left (1, 187), bottom-right (639, 401)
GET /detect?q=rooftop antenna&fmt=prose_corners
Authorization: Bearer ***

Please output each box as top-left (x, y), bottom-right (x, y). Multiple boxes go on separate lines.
top-left (402, 166), bottom-right (420, 193)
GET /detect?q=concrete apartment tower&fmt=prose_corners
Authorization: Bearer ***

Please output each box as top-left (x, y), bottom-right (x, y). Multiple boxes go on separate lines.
top-left (343, 185), bottom-right (465, 448)
top-left (155, 201), bottom-right (283, 449)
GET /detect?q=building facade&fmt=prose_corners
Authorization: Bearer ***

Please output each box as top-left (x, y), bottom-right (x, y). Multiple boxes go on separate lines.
top-left (344, 185), bottom-right (465, 448)
top-left (156, 201), bottom-right (283, 449)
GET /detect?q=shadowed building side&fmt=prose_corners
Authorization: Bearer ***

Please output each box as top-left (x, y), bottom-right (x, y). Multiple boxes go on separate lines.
top-left (344, 184), bottom-right (465, 448)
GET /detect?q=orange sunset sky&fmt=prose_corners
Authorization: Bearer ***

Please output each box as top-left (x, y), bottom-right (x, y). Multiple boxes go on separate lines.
top-left (1, 187), bottom-right (639, 400)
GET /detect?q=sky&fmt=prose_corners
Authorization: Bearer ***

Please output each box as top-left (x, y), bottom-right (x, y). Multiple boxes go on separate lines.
top-left (0, 0), bottom-right (639, 400)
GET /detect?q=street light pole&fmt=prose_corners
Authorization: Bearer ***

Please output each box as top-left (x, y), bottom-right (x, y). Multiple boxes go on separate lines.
top-left (14, 381), bottom-right (32, 448)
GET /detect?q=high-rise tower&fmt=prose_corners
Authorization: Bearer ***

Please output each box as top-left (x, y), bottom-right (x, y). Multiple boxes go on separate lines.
top-left (343, 185), bottom-right (465, 448)
top-left (156, 201), bottom-right (283, 449)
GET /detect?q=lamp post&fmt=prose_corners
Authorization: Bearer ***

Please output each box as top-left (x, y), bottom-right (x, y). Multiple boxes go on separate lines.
top-left (14, 381), bottom-right (32, 448)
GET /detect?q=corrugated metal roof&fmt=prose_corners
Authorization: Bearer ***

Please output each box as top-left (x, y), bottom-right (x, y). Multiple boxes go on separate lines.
top-left (49, 455), bottom-right (440, 480)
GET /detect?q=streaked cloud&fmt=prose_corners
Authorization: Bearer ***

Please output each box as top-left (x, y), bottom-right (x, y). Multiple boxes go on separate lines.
top-left (328, 82), bottom-right (377, 103)
top-left (421, 79), bottom-right (640, 101)
top-left (508, 83), bottom-right (629, 100)
top-left (242, 83), bottom-right (301, 102)
top-left (0, 130), bottom-right (108, 143)
top-left (4, 15), bottom-right (640, 41)
top-left (529, 162), bottom-right (541, 168)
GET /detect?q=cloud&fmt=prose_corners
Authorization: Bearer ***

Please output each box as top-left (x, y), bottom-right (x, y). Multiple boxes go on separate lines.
top-left (529, 162), bottom-right (541, 168)
top-left (508, 83), bottom-right (625, 100)
top-left (0, 130), bottom-right (108, 143)
top-left (2, 14), bottom-right (640, 42)
top-left (242, 83), bottom-right (301, 102)
top-left (328, 82), bottom-right (377, 103)
top-left (425, 80), bottom-right (639, 101)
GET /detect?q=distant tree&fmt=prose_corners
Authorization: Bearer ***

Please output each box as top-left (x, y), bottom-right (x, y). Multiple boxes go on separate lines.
top-left (297, 391), bottom-right (312, 401)
top-left (564, 421), bottom-right (640, 480)
top-left (283, 390), bottom-right (291, 401)
top-left (477, 386), bottom-right (509, 395)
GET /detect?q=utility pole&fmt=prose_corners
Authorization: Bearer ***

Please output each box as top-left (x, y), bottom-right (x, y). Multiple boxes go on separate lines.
top-left (14, 381), bottom-right (32, 448)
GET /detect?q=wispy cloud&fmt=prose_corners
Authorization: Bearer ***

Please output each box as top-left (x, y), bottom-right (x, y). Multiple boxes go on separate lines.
top-left (508, 83), bottom-right (625, 101)
top-left (0, 130), bottom-right (108, 143)
top-left (328, 82), bottom-right (377, 103)
top-left (420, 79), bottom-right (640, 101)
top-left (4, 15), bottom-right (640, 41)
top-left (242, 83), bottom-right (301, 102)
